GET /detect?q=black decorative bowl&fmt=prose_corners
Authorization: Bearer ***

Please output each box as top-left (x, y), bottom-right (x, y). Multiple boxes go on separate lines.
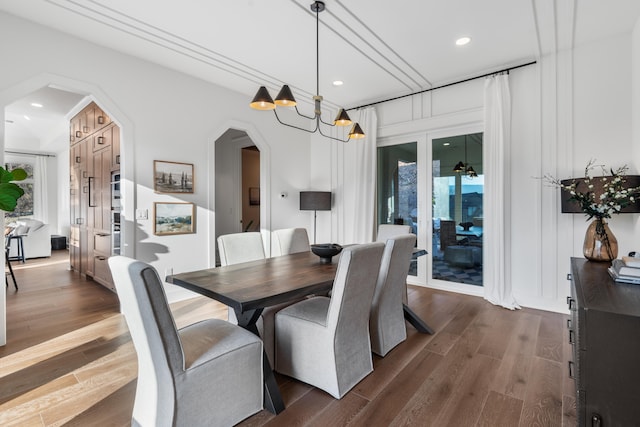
top-left (311, 243), bottom-right (343, 264)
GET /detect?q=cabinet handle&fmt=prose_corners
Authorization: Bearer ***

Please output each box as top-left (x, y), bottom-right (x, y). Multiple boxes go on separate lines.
top-left (116, 154), bottom-right (120, 165)
top-left (566, 273), bottom-right (572, 281)
top-left (76, 218), bottom-right (84, 225)
top-left (75, 131), bottom-right (81, 138)
top-left (568, 361), bottom-right (575, 379)
top-left (97, 115), bottom-right (105, 124)
top-left (97, 136), bottom-right (104, 145)
top-left (567, 319), bottom-right (572, 329)
top-left (83, 171), bottom-right (88, 178)
top-left (76, 156), bottom-right (81, 164)
top-left (567, 297), bottom-right (576, 310)
top-left (96, 233), bottom-right (110, 237)
top-left (591, 414), bottom-right (602, 427)
top-left (88, 177), bottom-right (96, 207)
top-left (568, 329), bottom-right (575, 344)
top-left (96, 256), bottom-right (107, 261)
top-left (83, 126), bottom-right (89, 133)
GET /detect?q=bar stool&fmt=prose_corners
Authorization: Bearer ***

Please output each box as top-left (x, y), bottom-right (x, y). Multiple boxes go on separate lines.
top-left (7, 234), bottom-right (25, 263)
top-left (5, 237), bottom-right (17, 290)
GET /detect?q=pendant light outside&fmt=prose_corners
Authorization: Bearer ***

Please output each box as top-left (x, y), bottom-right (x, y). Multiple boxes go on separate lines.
top-left (250, 86), bottom-right (276, 110)
top-left (453, 161), bottom-right (465, 173)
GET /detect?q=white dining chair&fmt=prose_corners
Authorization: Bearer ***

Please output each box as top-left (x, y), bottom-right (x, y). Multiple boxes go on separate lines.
top-left (275, 242), bottom-right (385, 399)
top-left (272, 228), bottom-right (310, 256)
top-left (217, 231), bottom-right (284, 366)
top-left (370, 233), bottom-right (416, 356)
top-left (108, 256), bottom-right (263, 427)
top-left (217, 232), bottom-right (265, 266)
top-left (376, 224), bottom-right (411, 242)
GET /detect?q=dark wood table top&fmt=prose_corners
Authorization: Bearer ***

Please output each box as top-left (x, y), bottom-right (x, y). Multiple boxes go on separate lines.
top-left (167, 251), bottom-right (339, 313)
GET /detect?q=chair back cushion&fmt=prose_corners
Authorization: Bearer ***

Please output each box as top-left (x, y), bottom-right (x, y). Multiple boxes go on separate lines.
top-left (376, 224), bottom-right (411, 242)
top-left (217, 232), bottom-right (265, 266)
top-left (108, 256), bottom-right (181, 420)
top-left (327, 242), bottom-right (384, 342)
top-left (273, 228), bottom-right (310, 256)
top-left (370, 234), bottom-right (416, 355)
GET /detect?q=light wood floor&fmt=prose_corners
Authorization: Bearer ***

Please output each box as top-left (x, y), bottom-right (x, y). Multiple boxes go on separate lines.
top-left (0, 251), bottom-right (576, 426)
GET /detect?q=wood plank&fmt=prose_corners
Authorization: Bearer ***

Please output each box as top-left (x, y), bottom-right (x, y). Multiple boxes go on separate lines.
top-left (535, 311), bottom-right (564, 363)
top-left (476, 390), bottom-right (524, 427)
top-left (490, 311), bottom-right (541, 400)
top-left (519, 357), bottom-right (563, 427)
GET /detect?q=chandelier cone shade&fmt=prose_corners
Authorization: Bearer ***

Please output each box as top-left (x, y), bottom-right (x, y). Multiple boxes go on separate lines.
top-left (248, 1), bottom-right (364, 142)
top-left (250, 86), bottom-right (276, 110)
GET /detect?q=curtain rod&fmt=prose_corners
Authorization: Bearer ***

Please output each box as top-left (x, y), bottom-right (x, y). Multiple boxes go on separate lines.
top-left (348, 60), bottom-right (537, 111)
top-left (5, 150), bottom-right (56, 158)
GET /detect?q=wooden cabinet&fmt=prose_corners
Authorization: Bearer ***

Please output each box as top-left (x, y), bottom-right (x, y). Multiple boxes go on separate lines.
top-left (69, 101), bottom-right (119, 291)
top-left (568, 257), bottom-right (640, 426)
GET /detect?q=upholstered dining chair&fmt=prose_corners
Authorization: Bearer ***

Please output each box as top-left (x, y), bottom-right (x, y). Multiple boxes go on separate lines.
top-left (370, 233), bottom-right (417, 356)
top-left (272, 228), bottom-right (310, 256)
top-left (275, 242), bottom-right (385, 399)
top-left (108, 256), bottom-right (263, 427)
top-left (217, 231), bottom-right (266, 266)
top-left (217, 231), bottom-right (285, 365)
top-left (376, 224), bottom-right (411, 242)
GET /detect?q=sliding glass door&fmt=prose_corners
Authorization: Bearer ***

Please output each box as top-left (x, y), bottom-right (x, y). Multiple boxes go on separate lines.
top-left (376, 131), bottom-right (483, 287)
top-left (431, 133), bottom-right (483, 287)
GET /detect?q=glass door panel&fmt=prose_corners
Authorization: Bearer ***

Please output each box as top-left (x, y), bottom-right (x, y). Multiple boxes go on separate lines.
top-left (377, 142), bottom-right (417, 275)
top-left (431, 133), bottom-right (483, 286)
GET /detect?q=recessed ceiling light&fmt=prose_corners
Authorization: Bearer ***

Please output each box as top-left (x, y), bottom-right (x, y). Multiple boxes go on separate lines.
top-left (332, 80), bottom-right (344, 86)
top-left (456, 37), bottom-right (471, 46)
top-left (31, 102), bottom-right (43, 108)
top-left (23, 115), bottom-right (31, 121)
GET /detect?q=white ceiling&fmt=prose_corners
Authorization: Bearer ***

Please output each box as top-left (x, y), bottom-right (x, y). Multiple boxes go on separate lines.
top-left (2, 0), bottom-right (640, 152)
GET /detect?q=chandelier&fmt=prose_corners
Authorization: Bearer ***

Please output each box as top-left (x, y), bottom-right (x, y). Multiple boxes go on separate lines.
top-left (249, 1), bottom-right (365, 142)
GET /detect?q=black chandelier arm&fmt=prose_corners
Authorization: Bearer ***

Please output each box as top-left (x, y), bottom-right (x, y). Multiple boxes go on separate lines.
top-left (272, 110), bottom-right (321, 134)
top-left (273, 109), bottom-right (349, 142)
top-left (317, 122), bottom-right (350, 143)
top-left (318, 115), bottom-right (337, 127)
top-left (293, 105), bottom-right (316, 121)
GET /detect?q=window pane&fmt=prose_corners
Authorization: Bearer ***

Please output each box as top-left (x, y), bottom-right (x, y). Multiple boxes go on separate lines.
top-left (432, 133), bottom-right (483, 286)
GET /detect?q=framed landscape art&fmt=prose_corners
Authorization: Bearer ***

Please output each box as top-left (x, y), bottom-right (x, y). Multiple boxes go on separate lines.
top-left (154, 202), bottom-right (195, 236)
top-left (154, 160), bottom-right (194, 193)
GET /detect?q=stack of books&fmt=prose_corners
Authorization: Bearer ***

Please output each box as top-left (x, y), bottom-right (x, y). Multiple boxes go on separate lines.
top-left (608, 256), bottom-right (640, 284)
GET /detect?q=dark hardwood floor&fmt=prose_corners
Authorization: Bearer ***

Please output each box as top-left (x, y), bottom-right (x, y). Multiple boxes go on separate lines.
top-left (0, 250), bottom-right (576, 426)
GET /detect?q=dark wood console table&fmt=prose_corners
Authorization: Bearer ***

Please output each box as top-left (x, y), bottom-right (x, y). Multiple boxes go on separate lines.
top-left (567, 257), bottom-right (640, 426)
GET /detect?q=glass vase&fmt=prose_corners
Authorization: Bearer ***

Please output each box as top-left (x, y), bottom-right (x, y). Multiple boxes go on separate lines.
top-left (583, 218), bottom-right (618, 262)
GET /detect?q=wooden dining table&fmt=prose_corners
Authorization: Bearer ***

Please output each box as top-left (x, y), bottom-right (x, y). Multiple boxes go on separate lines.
top-left (167, 249), bottom-right (433, 414)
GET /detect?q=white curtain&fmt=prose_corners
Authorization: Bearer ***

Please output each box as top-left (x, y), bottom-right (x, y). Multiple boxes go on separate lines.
top-left (342, 107), bottom-right (377, 244)
top-left (34, 155), bottom-right (48, 223)
top-left (483, 74), bottom-right (520, 310)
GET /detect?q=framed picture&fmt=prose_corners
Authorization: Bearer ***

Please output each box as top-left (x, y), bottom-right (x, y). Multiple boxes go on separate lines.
top-left (154, 160), bottom-right (194, 193)
top-left (249, 187), bottom-right (260, 206)
top-left (154, 202), bottom-right (195, 236)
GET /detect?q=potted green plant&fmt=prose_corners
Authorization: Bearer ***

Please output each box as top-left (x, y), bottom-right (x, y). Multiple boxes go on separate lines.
top-left (0, 166), bottom-right (27, 212)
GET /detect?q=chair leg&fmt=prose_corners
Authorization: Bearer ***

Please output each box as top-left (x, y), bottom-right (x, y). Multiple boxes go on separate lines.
top-left (5, 251), bottom-right (17, 290)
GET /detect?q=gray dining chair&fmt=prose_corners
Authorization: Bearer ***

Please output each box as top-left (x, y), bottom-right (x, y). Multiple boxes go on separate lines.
top-left (108, 256), bottom-right (263, 427)
top-left (376, 224), bottom-right (411, 242)
top-left (217, 231), bottom-right (266, 266)
top-left (370, 233), bottom-right (416, 356)
top-left (272, 227), bottom-right (310, 256)
top-left (275, 242), bottom-right (385, 399)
